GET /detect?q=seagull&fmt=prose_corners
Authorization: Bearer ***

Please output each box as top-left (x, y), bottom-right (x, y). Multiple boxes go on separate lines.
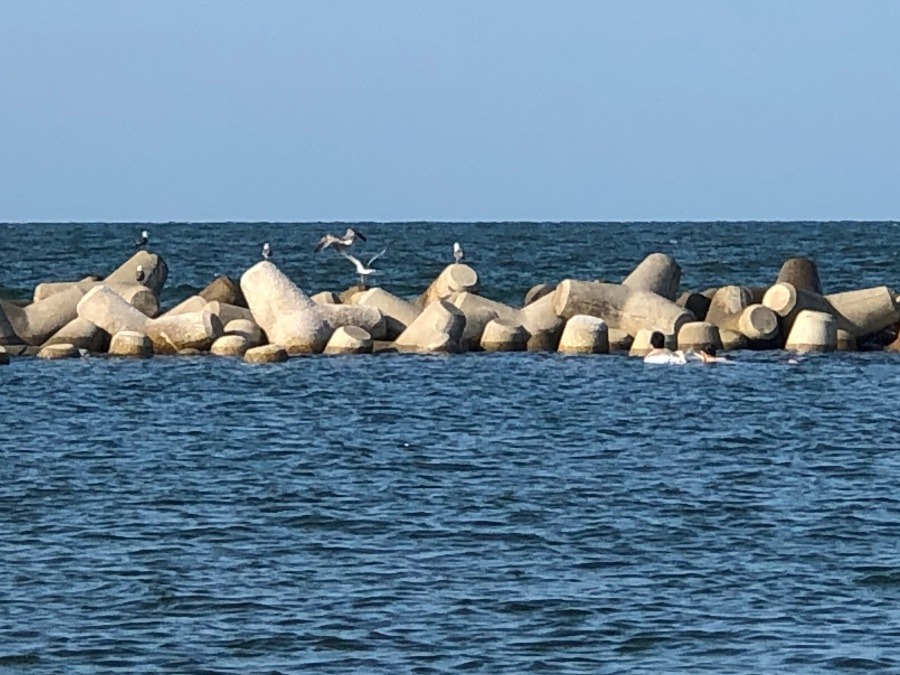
top-left (262, 242), bottom-right (272, 260)
top-left (135, 265), bottom-right (146, 283)
top-left (135, 230), bottom-right (149, 248)
top-left (314, 227), bottom-right (367, 253)
top-left (453, 241), bottom-right (464, 263)
top-left (340, 248), bottom-right (386, 288)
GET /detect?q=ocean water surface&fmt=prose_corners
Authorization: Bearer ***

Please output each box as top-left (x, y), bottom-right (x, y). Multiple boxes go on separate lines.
top-left (2, 222), bottom-right (900, 673)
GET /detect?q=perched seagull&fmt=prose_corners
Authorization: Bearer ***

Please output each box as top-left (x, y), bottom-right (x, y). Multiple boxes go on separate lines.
top-left (135, 230), bottom-right (149, 248)
top-left (340, 248), bottom-right (386, 288)
top-left (314, 227), bottom-right (367, 253)
top-left (135, 265), bottom-right (146, 283)
top-left (453, 241), bottom-right (464, 263)
top-left (262, 242), bottom-right (272, 260)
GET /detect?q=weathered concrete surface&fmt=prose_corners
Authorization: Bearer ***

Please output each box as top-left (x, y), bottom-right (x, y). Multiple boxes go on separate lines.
top-left (523, 283), bottom-right (555, 307)
top-left (622, 253), bottom-right (681, 301)
top-left (109, 331), bottom-right (153, 357)
top-left (417, 264), bottom-right (479, 308)
top-left (395, 300), bottom-right (465, 353)
top-left (558, 315), bottom-right (609, 354)
top-left (480, 319), bottom-right (529, 352)
top-left (676, 291), bottom-right (712, 322)
top-left (244, 344), bottom-right (289, 363)
top-left (824, 286), bottom-right (900, 338)
top-left (37, 343), bottom-right (81, 360)
top-left (199, 275), bottom-right (245, 307)
top-left (33, 277), bottom-right (100, 303)
top-left (205, 301), bottom-right (255, 326)
top-left (352, 288), bottom-right (422, 340)
top-left (318, 304), bottom-right (387, 341)
top-left (268, 311), bottom-right (333, 354)
top-left (676, 321), bottom-right (722, 351)
top-left (44, 317), bottom-right (108, 352)
top-left (105, 251), bottom-right (168, 296)
top-left (552, 280), bottom-right (694, 339)
top-left (210, 334), bottom-right (251, 357)
top-left (776, 257), bottom-right (823, 295)
top-left (162, 295), bottom-right (207, 317)
top-left (1, 285), bottom-right (90, 346)
top-left (448, 292), bottom-right (517, 351)
top-left (77, 286), bottom-right (149, 336)
top-left (104, 283), bottom-right (160, 317)
top-left (223, 319), bottom-right (263, 346)
top-left (519, 293), bottom-right (565, 351)
top-left (785, 309), bottom-right (837, 352)
top-left (324, 326), bottom-right (373, 355)
top-left (144, 309), bottom-right (223, 355)
top-left (311, 291), bottom-right (341, 305)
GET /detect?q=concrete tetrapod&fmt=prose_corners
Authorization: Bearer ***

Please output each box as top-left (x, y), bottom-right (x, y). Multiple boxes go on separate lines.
top-left (240, 261), bottom-right (331, 353)
top-left (519, 293), bottom-right (564, 351)
top-left (394, 300), bottom-right (465, 353)
top-left (705, 286), bottom-right (755, 335)
top-left (480, 319), bottom-right (529, 352)
top-left (223, 319), bottom-right (263, 346)
top-left (311, 291), bottom-right (341, 305)
top-left (204, 301), bottom-right (254, 326)
top-left (352, 288), bottom-right (422, 340)
top-left (523, 283), bottom-right (555, 307)
top-left (608, 329), bottom-right (633, 352)
top-left (676, 321), bottom-right (722, 351)
top-left (318, 304), bottom-right (386, 341)
top-left (199, 275), bottom-right (245, 307)
top-left (44, 317), bottom-right (108, 352)
top-left (109, 331), bottom-right (153, 357)
top-left (448, 292), bottom-right (517, 351)
top-left (621, 252), bottom-right (681, 301)
top-left (323, 326), bottom-right (373, 355)
top-left (417, 264), bottom-right (479, 308)
top-left (676, 291), bottom-right (712, 322)
top-left (76, 286), bottom-right (149, 336)
top-left (785, 310), bottom-right (837, 353)
top-left (105, 251), bottom-right (168, 296)
top-left (552, 280), bottom-right (694, 339)
top-left (144, 309), bottom-right (223, 355)
top-left (1, 285), bottom-right (90, 346)
top-left (776, 257), bottom-right (823, 295)
top-left (558, 315), bottom-right (609, 354)
top-left (37, 343), bottom-right (81, 360)
top-left (824, 287), bottom-right (900, 338)
top-left (244, 345), bottom-right (288, 364)
top-left (762, 283), bottom-right (854, 336)
top-left (162, 295), bottom-right (208, 317)
top-left (737, 304), bottom-right (780, 342)
top-left (210, 334), bottom-right (251, 357)
top-left (33, 276), bottom-right (100, 303)
top-left (104, 283), bottom-right (160, 317)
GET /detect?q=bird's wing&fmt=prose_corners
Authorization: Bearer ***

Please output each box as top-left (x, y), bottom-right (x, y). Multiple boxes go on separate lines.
top-left (340, 250), bottom-right (365, 272)
top-left (314, 234), bottom-right (335, 252)
top-left (355, 230), bottom-right (367, 242)
top-left (367, 248), bottom-right (387, 266)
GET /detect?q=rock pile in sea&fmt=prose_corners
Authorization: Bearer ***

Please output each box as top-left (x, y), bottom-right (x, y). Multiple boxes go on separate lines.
top-left (1, 249), bottom-right (899, 363)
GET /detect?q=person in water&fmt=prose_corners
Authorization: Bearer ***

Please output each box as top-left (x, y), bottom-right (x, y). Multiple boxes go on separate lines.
top-left (643, 331), bottom-right (686, 364)
top-left (696, 343), bottom-right (729, 363)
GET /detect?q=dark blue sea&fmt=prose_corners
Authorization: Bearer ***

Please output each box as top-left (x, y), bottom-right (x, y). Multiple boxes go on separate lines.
top-left (2, 222), bottom-right (900, 673)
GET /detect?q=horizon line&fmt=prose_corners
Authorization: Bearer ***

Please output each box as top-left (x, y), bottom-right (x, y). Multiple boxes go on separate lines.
top-left (1, 219), bottom-right (898, 226)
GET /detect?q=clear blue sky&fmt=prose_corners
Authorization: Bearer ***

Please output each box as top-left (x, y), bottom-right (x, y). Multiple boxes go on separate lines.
top-left (2, 1), bottom-right (899, 222)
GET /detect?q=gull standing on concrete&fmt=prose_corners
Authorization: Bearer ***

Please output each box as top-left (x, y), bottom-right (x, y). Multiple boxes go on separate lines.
top-left (135, 265), bottom-right (146, 283)
top-left (262, 242), bottom-right (272, 260)
top-left (453, 241), bottom-right (464, 263)
top-left (314, 227), bottom-right (367, 253)
top-left (340, 248), bottom-right (386, 288)
top-left (135, 230), bottom-right (149, 249)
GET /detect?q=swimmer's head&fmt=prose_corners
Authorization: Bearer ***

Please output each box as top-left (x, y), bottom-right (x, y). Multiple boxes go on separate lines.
top-left (650, 331), bottom-right (666, 349)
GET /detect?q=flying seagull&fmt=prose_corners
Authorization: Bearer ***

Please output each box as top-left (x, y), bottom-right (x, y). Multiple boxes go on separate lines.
top-left (340, 248), bottom-right (386, 288)
top-left (135, 230), bottom-right (149, 248)
top-left (453, 241), bottom-right (464, 263)
top-left (135, 265), bottom-right (146, 283)
top-left (262, 242), bottom-right (272, 260)
top-left (314, 227), bottom-right (367, 253)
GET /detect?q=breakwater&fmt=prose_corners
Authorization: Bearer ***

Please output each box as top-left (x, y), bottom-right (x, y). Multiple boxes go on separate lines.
top-left (2, 239), bottom-right (899, 363)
